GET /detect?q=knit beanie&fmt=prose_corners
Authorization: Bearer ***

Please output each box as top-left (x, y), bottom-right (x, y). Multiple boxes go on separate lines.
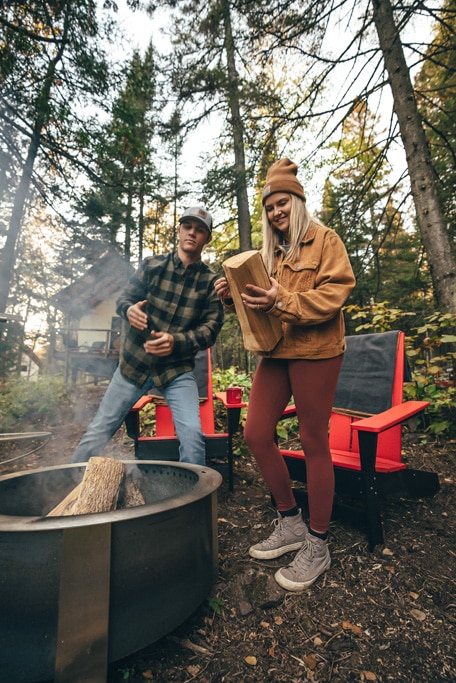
top-left (262, 158), bottom-right (306, 204)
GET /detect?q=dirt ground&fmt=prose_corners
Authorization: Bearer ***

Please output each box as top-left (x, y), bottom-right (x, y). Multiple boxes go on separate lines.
top-left (0, 386), bottom-right (455, 683)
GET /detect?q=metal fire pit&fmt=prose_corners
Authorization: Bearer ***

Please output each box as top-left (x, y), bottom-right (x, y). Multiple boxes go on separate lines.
top-left (0, 461), bottom-right (222, 683)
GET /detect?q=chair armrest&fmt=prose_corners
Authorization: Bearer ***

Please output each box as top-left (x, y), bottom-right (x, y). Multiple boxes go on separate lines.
top-left (130, 395), bottom-right (154, 413)
top-left (214, 391), bottom-right (246, 409)
top-left (351, 400), bottom-right (429, 434)
top-left (214, 392), bottom-right (246, 436)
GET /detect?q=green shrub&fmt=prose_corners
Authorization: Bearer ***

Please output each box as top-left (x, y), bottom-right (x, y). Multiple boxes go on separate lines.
top-left (0, 376), bottom-right (71, 431)
top-left (404, 312), bottom-right (456, 438)
top-left (345, 304), bottom-right (456, 439)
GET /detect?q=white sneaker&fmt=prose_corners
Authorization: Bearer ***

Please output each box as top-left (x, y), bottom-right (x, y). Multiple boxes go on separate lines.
top-left (275, 535), bottom-right (331, 591)
top-left (249, 510), bottom-right (308, 560)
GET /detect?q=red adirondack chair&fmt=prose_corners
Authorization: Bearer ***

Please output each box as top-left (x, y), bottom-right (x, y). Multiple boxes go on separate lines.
top-left (125, 348), bottom-right (245, 491)
top-left (278, 330), bottom-right (440, 549)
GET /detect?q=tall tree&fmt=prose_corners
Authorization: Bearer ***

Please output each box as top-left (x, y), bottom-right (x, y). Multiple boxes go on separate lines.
top-left (371, 0), bottom-right (455, 311)
top-left (79, 45), bottom-right (165, 262)
top-left (415, 0), bottom-right (456, 243)
top-left (220, 0), bottom-right (251, 251)
top-left (320, 101), bottom-right (395, 305)
top-left (160, 108), bottom-right (191, 248)
top-left (0, 0), bottom-right (118, 312)
top-left (149, 0), bottom-right (303, 253)
top-left (153, 0), bottom-right (253, 251)
top-left (320, 99), bottom-right (431, 309)
top-left (245, 0), bottom-right (456, 311)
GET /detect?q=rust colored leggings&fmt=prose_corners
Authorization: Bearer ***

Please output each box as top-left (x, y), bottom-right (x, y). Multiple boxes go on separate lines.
top-left (244, 355), bottom-right (343, 534)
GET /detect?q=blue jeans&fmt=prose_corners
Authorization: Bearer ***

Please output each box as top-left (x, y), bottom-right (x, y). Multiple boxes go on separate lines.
top-left (71, 366), bottom-right (206, 465)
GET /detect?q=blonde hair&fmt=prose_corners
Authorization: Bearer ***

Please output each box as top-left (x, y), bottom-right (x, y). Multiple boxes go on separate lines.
top-left (261, 194), bottom-right (323, 275)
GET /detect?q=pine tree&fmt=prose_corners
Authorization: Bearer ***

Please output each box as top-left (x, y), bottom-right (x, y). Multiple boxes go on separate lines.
top-left (78, 45), bottom-right (165, 262)
top-left (0, 0), bottom-right (116, 311)
top-left (415, 0), bottom-right (456, 243)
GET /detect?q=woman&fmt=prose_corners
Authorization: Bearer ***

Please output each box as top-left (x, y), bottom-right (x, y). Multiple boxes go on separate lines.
top-left (215, 158), bottom-right (356, 591)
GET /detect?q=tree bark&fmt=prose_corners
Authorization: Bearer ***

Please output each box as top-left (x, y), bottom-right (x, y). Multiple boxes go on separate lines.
top-left (222, 0), bottom-right (253, 252)
top-left (372, 0), bottom-right (456, 312)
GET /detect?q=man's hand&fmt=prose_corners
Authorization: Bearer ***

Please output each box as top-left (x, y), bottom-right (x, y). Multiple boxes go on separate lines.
top-left (214, 276), bottom-right (232, 300)
top-left (127, 300), bottom-right (148, 331)
top-left (143, 331), bottom-right (175, 357)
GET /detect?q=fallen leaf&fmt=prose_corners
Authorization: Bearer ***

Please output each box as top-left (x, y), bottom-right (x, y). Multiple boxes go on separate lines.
top-left (382, 547), bottom-right (394, 556)
top-left (260, 620), bottom-right (270, 628)
top-left (274, 616), bottom-right (283, 625)
top-left (142, 671), bottom-right (153, 680)
top-left (268, 646), bottom-right (275, 657)
top-left (186, 665), bottom-right (200, 677)
top-left (362, 671), bottom-right (377, 681)
top-left (410, 609), bottom-right (426, 621)
top-left (313, 636), bottom-right (323, 647)
top-left (304, 653), bottom-right (317, 670)
top-left (342, 620), bottom-right (362, 636)
top-left (245, 655), bottom-right (257, 666)
top-left (410, 592), bottom-right (419, 600)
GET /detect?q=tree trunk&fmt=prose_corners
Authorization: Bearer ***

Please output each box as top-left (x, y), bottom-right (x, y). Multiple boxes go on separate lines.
top-left (0, 136), bottom-right (39, 312)
top-left (138, 191), bottom-right (144, 263)
top-left (222, 0), bottom-right (252, 252)
top-left (0, 12), bottom-right (70, 313)
top-left (372, 0), bottom-right (456, 312)
top-left (125, 187), bottom-right (133, 261)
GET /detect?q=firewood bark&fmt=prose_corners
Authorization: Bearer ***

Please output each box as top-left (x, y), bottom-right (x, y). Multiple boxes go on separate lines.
top-left (119, 475), bottom-right (146, 508)
top-left (72, 457), bottom-right (125, 514)
top-left (223, 251), bottom-right (283, 352)
top-left (46, 457), bottom-right (126, 516)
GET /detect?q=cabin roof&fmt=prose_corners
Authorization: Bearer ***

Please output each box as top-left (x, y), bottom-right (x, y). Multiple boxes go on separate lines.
top-left (51, 249), bottom-right (134, 316)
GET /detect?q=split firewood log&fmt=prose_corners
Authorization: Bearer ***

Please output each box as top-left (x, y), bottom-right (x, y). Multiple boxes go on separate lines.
top-left (47, 482), bottom-right (83, 517)
top-left (118, 474), bottom-right (146, 508)
top-left (47, 457), bottom-right (126, 516)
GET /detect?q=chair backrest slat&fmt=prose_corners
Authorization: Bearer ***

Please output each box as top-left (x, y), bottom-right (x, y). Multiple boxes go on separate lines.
top-left (330, 331), bottom-right (405, 461)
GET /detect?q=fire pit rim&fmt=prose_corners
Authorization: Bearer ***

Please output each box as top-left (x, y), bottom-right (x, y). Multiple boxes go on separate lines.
top-left (0, 460), bottom-right (222, 531)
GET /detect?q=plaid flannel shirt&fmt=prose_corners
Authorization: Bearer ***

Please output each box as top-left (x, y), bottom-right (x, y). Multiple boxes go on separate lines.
top-left (116, 251), bottom-right (224, 389)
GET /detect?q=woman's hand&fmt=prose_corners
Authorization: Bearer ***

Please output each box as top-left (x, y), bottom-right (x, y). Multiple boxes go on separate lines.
top-left (241, 277), bottom-right (279, 312)
top-left (214, 277), bottom-right (232, 300)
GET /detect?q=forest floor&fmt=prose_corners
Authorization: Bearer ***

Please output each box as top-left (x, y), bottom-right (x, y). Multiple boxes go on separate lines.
top-left (0, 385), bottom-right (455, 683)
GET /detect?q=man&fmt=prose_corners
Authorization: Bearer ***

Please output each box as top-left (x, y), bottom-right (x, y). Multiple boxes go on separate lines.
top-left (71, 206), bottom-right (223, 465)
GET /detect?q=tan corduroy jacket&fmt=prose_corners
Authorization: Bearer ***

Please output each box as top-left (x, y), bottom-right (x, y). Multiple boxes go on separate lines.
top-left (261, 222), bottom-right (356, 360)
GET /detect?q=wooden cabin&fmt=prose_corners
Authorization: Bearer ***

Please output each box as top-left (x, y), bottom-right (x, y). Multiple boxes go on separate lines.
top-left (51, 249), bottom-right (134, 383)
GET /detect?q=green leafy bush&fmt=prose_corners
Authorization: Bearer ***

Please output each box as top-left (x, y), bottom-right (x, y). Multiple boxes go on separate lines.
top-left (0, 376), bottom-right (71, 431)
top-left (404, 312), bottom-right (456, 438)
top-left (345, 304), bottom-right (456, 439)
